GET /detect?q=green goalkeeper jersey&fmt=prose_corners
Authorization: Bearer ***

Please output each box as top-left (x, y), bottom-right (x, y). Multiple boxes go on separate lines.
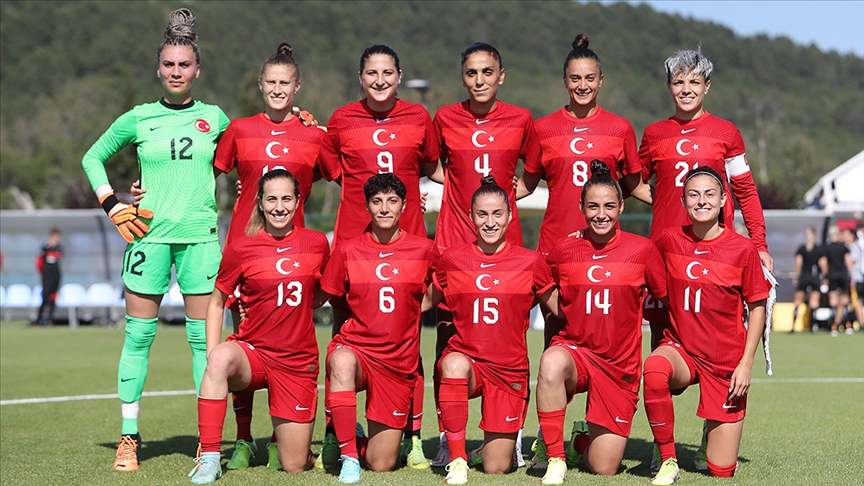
top-left (82, 99), bottom-right (230, 244)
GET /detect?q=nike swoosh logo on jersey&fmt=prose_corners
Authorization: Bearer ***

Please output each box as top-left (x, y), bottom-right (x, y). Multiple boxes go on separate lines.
top-left (379, 252), bottom-right (395, 258)
top-left (694, 249), bottom-right (709, 254)
top-left (295, 405), bottom-right (310, 411)
top-left (614, 416), bottom-right (629, 423)
top-left (376, 118), bottom-right (391, 123)
top-left (505, 416), bottom-right (518, 422)
top-left (592, 254), bottom-right (608, 260)
top-left (480, 263), bottom-right (495, 268)
top-left (722, 404), bottom-right (737, 409)
top-left (681, 128), bottom-right (696, 134)
top-left (271, 130), bottom-right (286, 135)
top-left (573, 127), bottom-right (589, 133)
top-left (475, 119), bottom-right (491, 125)
top-left (276, 247), bottom-right (292, 252)
top-left (392, 410), bottom-right (407, 416)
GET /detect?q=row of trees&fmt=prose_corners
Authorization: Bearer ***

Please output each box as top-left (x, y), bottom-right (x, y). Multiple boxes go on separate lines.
top-left (2, 1), bottom-right (862, 211)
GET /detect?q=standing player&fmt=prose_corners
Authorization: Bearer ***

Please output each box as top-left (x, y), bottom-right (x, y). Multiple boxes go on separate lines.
top-left (320, 44), bottom-right (440, 470)
top-left (791, 226), bottom-right (822, 332)
top-left (516, 34), bottom-right (648, 345)
top-left (424, 177), bottom-right (558, 484)
top-left (33, 228), bottom-right (64, 327)
top-left (317, 173), bottom-right (437, 483)
top-left (639, 48), bottom-right (772, 348)
top-left (643, 167), bottom-right (769, 485)
top-left (819, 226), bottom-right (853, 336)
top-left (212, 42), bottom-right (339, 470)
top-left (534, 161), bottom-right (666, 484)
top-left (188, 169), bottom-right (329, 484)
top-left (430, 42), bottom-right (536, 468)
top-left (81, 8), bottom-right (229, 471)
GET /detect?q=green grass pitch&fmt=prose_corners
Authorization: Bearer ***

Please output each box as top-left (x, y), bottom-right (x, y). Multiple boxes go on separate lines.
top-left (1, 321), bottom-right (862, 485)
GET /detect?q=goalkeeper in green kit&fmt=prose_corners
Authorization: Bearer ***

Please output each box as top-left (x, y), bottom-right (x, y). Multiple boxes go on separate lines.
top-left (81, 8), bottom-right (229, 472)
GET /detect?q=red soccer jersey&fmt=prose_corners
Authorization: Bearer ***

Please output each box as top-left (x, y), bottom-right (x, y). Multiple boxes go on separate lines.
top-left (215, 227), bottom-right (330, 374)
top-left (547, 231), bottom-right (667, 392)
top-left (524, 107), bottom-right (640, 255)
top-left (639, 112), bottom-right (767, 252)
top-left (435, 243), bottom-right (554, 398)
top-left (656, 226), bottom-right (771, 377)
top-left (327, 99), bottom-right (439, 247)
top-left (321, 231), bottom-right (437, 377)
top-left (214, 113), bottom-right (340, 246)
top-left (433, 100), bottom-right (536, 252)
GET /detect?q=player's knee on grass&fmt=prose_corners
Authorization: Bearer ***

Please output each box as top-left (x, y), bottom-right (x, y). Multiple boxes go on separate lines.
top-left (583, 426), bottom-right (626, 476)
top-left (480, 433), bottom-right (517, 474)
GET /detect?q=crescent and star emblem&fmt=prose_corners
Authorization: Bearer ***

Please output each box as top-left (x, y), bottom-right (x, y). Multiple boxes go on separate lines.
top-left (373, 129), bottom-right (396, 147)
top-left (276, 257), bottom-right (301, 275)
top-left (471, 130), bottom-right (494, 148)
top-left (685, 261), bottom-right (708, 279)
top-left (475, 273), bottom-right (500, 291)
top-left (676, 139), bottom-right (700, 156)
top-left (587, 265), bottom-right (612, 283)
top-left (375, 262), bottom-right (399, 281)
top-left (569, 137), bottom-right (595, 155)
top-left (265, 141), bottom-right (289, 159)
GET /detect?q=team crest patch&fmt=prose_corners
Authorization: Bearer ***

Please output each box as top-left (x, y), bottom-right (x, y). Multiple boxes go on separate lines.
top-left (194, 119), bottom-right (211, 133)
top-left (511, 382), bottom-right (522, 390)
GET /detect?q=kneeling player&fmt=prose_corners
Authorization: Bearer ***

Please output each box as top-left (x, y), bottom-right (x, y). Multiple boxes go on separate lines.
top-left (189, 170), bottom-right (329, 483)
top-left (644, 167), bottom-right (769, 485)
top-left (424, 177), bottom-right (558, 484)
top-left (534, 161), bottom-right (666, 484)
top-left (317, 173), bottom-right (437, 483)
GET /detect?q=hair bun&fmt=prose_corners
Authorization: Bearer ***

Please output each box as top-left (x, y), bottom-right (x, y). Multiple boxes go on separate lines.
top-left (480, 175), bottom-right (498, 187)
top-left (165, 8), bottom-right (196, 41)
top-left (277, 42), bottom-right (293, 57)
top-left (590, 159), bottom-right (610, 178)
top-left (572, 33), bottom-right (589, 50)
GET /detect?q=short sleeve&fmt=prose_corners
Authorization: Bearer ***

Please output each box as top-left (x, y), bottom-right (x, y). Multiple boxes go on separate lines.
top-left (420, 110), bottom-right (440, 164)
top-left (620, 122), bottom-right (641, 176)
top-left (213, 121), bottom-right (239, 174)
top-left (320, 245), bottom-right (348, 297)
top-left (316, 131), bottom-right (341, 182)
top-left (533, 253), bottom-right (555, 296)
top-left (643, 242), bottom-right (668, 300)
top-left (214, 241), bottom-right (242, 296)
top-left (742, 244), bottom-right (771, 303)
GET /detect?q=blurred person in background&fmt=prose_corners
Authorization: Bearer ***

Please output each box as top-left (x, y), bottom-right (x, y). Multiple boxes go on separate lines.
top-left (791, 226), bottom-right (822, 333)
top-left (33, 227), bottom-right (63, 327)
top-left (819, 226), bottom-right (852, 336)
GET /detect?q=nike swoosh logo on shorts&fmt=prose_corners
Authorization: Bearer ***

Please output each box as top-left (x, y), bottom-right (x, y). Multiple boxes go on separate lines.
top-left (392, 410), bottom-right (407, 416)
top-left (505, 416), bottom-right (518, 422)
top-left (681, 128), bottom-right (696, 134)
top-left (271, 130), bottom-right (286, 135)
top-left (277, 247), bottom-right (292, 252)
top-left (722, 404), bottom-right (737, 409)
top-left (295, 405), bottom-right (310, 411)
top-left (379, 252), bottom-right (395, 258)
top-left (573, 127), bottom-right (589, 133)
top-left (615, 416), bottom-right (629, 423)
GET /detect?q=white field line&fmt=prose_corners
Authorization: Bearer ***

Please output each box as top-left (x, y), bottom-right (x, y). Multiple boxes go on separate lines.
top-left (2, 377), bottom-right (861, 406)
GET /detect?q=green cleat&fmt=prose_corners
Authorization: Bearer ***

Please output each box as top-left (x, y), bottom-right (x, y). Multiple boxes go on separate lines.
top-left (650, 458), bottom-right (680, 485)
top-left (404, 435), bottom-right (431, 469)
top-left (467, 446), bottom-right (483, 467)
top-left (444, 457), bottom-right (469, 484)
top-left (540, 457), bottom-right (568, 485)
top-left (315, 432), bottom-right (339, 470)
top-left (566, 420), bottom-right (588, 468)
top-left (266, 441), bottom-right (281, 470)
top-left (338, 455), bottom-right (361, 483)
top-left (530, 438), bottom-right (549, 469)
top-left (226, 439), bottom-right (256, 470)
top-left (188, 452), bottom-right (222, 484)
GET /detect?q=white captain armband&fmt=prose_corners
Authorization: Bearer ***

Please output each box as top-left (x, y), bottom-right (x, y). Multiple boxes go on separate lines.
top-left (725, 153), bottom-right (751, 177)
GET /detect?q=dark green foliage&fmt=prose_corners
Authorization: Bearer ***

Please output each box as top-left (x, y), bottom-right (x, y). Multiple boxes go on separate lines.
top-left (2, 1), bottom-right (861, 209)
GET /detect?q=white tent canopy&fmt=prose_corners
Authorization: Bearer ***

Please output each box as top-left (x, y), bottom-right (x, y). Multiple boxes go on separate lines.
top-left (804, 149), bottom-right (864, 214)
top-left (419, 179), bottom-right (549, 212)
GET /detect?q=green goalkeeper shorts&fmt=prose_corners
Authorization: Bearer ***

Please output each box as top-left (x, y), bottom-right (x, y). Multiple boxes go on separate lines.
top-left (121, 240), bottom-right (222, 295)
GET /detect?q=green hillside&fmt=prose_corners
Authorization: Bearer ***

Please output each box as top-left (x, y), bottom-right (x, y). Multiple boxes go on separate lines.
top-left (2, 0), bottom-right (862, 210)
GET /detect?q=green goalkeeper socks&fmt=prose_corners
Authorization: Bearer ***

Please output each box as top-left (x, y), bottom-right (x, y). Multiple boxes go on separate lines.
top-left (118, 316), bottom-right (158, 434)
top-left (186, 317), bottom-right (207, 394)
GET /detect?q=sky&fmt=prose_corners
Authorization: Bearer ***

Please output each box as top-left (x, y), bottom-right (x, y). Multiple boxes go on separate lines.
top-left (616, 1), bottom-right (864, 57)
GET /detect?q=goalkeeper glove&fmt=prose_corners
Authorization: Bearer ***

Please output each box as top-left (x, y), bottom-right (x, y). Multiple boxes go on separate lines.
top-left (96, 185), bottom-right (154, 243)
top-left (293, 106), bottom-right (318, 127)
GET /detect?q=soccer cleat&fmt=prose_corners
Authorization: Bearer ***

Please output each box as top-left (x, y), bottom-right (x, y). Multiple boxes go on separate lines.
top-left (467, 446), bottom-right (483, 467)
top-left (694, 421), bottom-right (708, 471)
top-left (650, 444), bottom-right (662, 472)
top-left (540, 457), bottom-right (568, 485)
top-left (266, 441), bottom-right (281, 470)
top-left (513, 431), bottom-right (526, 468)
top-left (338, 455), bottom-right (361, 484)
top-left (404, 435), bottom-right (431, 469)
top-left (188, 452), bottom-right (222, 484)
top-left (431, 432), bottom-right (450, 467)
top-left (831, 329), bottom-right (839, 337)
top-left (846, 327), bottom-right (855, 335)
top-left (444, 457), bottom-right (469, 484)
top-left (530, 438), bottom-right (549, 469)
top-left (113, 434), bottom-right (141, 471)
top-left (314, 431), bottom-right (340, 469)
top-left (566, 420), bottom-right (588, 468)
top-left (226, 439), bottom-right (257, 470)
top-left (650, 458), bottom-right (680, 485)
